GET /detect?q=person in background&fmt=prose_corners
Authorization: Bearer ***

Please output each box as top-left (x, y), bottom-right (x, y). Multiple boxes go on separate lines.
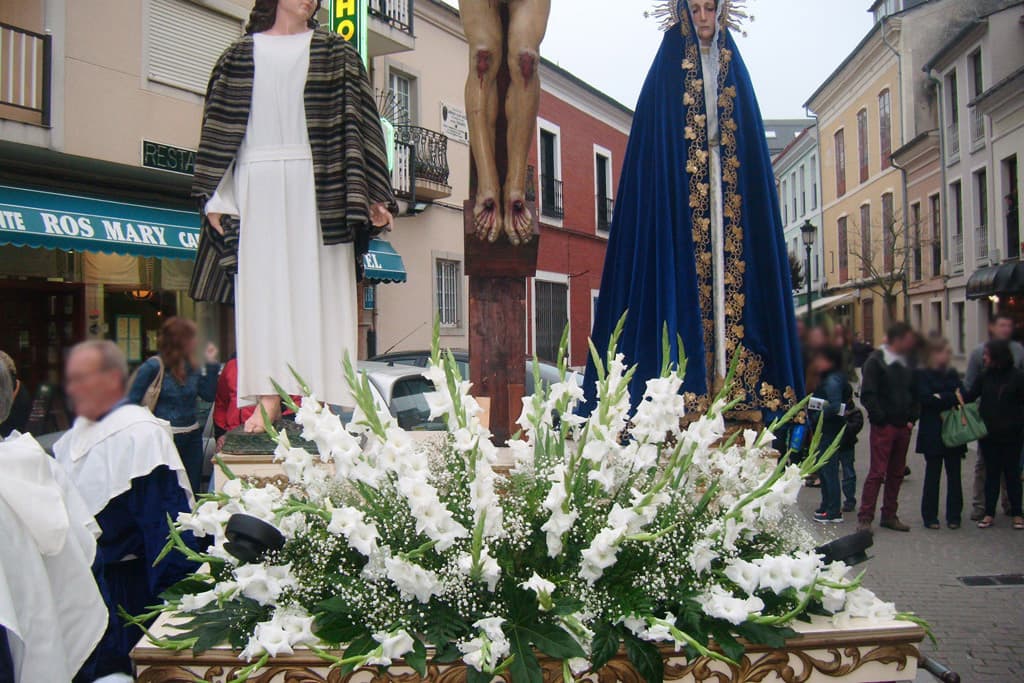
top-left (808, 346), bottom-right (854, 524)
top-left (832, 324), bottom-right (857, 383)
top-left (128, 317), bottom-right (219, 493)
top-left (53, 341), bottom-right (198, 681)
top-left (858, 322), bottom-right (920, 533)
top-left (965, 313), bottom-right (1023, 521)
top-left (212, 355), bottom-right (255, 450)
top-left (852, 332), bottom-right (874, 371)
top-left (966, 339), bottom-right (1024, 530)
top-left (0, 351), bottom-right (31, 437)
top-left (0, 366), bottom-right (107, 683)
top-left (801, 325), bottom-right (831, 487)
top-left (915, 337), bottom-right (966, 530)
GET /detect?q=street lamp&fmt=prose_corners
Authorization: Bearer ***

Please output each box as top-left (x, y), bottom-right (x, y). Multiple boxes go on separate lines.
top-left (801, 220), bottom-right (817, 326)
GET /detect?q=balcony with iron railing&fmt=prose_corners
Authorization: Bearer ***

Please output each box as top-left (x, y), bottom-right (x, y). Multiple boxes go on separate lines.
top-left (391, 139), bottom-right (414, 200)
top-left (394, 125), bottom-right (451, 200)
top-left (0, 22), bottom-right (52, 127)
top-left (952, 232), bottom-right (964, 271)
top-left (975, 225), bottom-right (989, 262)
top-left (970, 107), bottom-right (985, 146)
top-left (597, 196), bottom-right (614, 233)
top-left (946, 122), bottom-right (960, 160)
top-left (367, 0), bottom-right (416, 57)
top-left (540, 175), bottom-right (564, 220)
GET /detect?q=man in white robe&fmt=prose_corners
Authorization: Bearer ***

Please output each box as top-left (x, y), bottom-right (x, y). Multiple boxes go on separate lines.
top-left (0, 370), bottom-right (108, 683)
top-left (53, 341), bottom-right (198, 682)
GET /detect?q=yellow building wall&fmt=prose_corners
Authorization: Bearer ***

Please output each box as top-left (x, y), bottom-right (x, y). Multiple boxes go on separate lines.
top-left (818, 60), bottom-right (906, 344)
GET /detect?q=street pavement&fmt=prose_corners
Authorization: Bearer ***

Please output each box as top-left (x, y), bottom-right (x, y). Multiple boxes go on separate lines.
top-left (798, 437), bottom-right (1024, 683)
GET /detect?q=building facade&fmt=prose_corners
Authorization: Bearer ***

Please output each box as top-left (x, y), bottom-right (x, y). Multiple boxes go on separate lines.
top-left (772, 124), bottom-right (825, 317)
top-left (805, 0), bottom-right (1014, 347)
top-left (923, 1), bottom-right (1024, 355)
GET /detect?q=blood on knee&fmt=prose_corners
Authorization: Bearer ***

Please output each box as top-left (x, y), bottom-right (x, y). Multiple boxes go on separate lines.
top-left (518, 50), bottom-right (538, 82)
top-left (475, 49), bottom-right (493, 78)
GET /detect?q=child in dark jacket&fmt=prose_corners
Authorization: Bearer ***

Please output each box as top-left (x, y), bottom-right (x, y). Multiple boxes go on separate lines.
top-left (915, 338), bottom-right (966, 529)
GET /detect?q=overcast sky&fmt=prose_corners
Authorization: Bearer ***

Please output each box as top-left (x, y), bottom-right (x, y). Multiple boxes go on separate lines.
top-left (440, 1), bottom-right (876, 118)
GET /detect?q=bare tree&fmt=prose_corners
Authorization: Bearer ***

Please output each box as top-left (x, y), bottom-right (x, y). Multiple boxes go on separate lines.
top-left (847, 204), bottom-right (910, 324)
top-left (788, 251), bottom-right (805, 293)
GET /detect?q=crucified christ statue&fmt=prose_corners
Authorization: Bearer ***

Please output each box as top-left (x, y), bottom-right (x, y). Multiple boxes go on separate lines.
top-left (460, 0), bottom-right (550, 246)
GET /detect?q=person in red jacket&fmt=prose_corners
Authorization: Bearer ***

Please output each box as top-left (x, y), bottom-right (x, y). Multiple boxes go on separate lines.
top-left (213, 357), bottom-right (255, 448)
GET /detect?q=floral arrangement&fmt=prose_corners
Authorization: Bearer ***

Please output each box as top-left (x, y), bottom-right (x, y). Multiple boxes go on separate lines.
top-left (132, 321), bottom-right (917, 683)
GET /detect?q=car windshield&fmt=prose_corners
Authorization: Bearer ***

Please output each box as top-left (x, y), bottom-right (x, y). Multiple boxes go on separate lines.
top-left (389, 376), bottom-right (447, 431)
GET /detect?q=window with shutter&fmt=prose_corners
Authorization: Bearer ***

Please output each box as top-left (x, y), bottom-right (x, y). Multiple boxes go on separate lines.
top-left (435, 258), bottom-right (462, 328)
top-left (148, 0), bottom-right (243, 95)
top-left (834, 129), bottom-right (846, 197)
top-left (838, 216), bottom-right (849, 283)
top-left (534, 279), bottom-right (568, 363)
top-left (878, 89), bottom-right (892, 169)
top-left (857, 109), bottom-right (869, 183)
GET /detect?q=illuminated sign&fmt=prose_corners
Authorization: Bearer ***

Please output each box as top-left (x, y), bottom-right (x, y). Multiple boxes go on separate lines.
top-left (330, 0), bottom-right (368, 64)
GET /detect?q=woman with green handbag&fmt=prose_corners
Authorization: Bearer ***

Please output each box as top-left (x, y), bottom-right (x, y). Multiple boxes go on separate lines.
top-left (966, 339), bottom-right (1024, 530)
top-left (916, 338), bottom-right (966, 529)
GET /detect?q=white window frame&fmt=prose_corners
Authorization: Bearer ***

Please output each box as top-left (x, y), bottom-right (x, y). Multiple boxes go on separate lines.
top-left (536, 117), bottom-right (563, 228)
top-left (388, 67), bottom-right (418, 125)
top-left (531, 271), bottom-right (571, 362)
top-left (594, 144), bottom-right (613, 238)
top-left (432, 251), bottom-right (464, 335)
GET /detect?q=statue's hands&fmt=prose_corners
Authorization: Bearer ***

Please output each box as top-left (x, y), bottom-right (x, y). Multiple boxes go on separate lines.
top-left (207, 212), bottom-right (225, 235)
top-left (370, 203), bottom-right (394, 232)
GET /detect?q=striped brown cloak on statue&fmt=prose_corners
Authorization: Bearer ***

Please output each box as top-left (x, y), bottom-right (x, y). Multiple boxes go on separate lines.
top-left (188, 28), bottom-right (398, 304)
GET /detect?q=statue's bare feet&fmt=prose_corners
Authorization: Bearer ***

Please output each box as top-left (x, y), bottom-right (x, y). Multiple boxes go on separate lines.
top-left (473, 192), bottom-right (504, 243)
top-left (244, 395), bottom-right (281, 434)
top-left (505, 192), bottom-right (533, 245)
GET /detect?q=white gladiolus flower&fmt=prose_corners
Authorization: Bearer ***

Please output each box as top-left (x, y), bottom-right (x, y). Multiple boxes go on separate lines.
top-left (179, 589), bottom-right (218, 612)
top-left (688, 538), bottom-right (718, 575)
top-left (724, 558), bottom-right (761, 595)
top-left (176, 501), bottom-right (230, 538)
top-left (249, 620), bottom-right (294, 658)
top-left (588, 463), bottom-right (618, 493)
top-left (475, 617), bottom-right (506, 642)
top-left (698, 586), bottom-right (764, 625)
top-left (221, 478), bottom-right (244, 498)
top-left (327, 505), bottom-right (381, 557)
top-left (238, 485), bottom-right (282, 522)
top-left (385, 556), bottom-right (442, 603)
top-left (459, 617), bottom-right (510, 673)
top-left (580, 527), bottom-right (623, 584)
top-left (275, 608), bottom-right (317, 647)
top-left (366, 629), bottom-right (415, 666)
top-left (233, 564), bottom-right (296, 607)
top-left (521, 573), bottom-right (556, 597)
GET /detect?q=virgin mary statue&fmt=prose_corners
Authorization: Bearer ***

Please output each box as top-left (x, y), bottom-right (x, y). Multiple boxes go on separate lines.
top-left (584, 0), bottom-right (803, 423)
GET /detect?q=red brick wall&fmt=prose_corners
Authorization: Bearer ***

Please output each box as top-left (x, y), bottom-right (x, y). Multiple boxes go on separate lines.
top-left (525, 89), bottom-right (630, 368)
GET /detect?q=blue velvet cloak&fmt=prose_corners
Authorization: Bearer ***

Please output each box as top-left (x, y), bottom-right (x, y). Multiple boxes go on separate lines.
top-left (583, 13), bottom-right (803, 421)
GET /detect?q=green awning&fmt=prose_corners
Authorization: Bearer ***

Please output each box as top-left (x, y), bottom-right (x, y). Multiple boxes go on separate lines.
top-left (363, 238), bottom-right (406, 283)
top-left (0, 184), bottom-right (199, 260)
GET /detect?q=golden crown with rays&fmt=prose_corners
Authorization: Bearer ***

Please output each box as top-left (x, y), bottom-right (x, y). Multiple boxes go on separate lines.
top-left (648, 0), bottom-right (754, 36)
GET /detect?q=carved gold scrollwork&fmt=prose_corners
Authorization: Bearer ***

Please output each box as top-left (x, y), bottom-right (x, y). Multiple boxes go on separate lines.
top-left (135, 643), bottom-right (920, 683)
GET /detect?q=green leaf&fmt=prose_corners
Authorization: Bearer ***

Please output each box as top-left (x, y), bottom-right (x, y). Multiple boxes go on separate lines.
top-left (590, 622), bottom-right (622, 672)
top-left (623, 632), bottom-right (664, 683)
top-left (552, 597), bottom-right (585, 616)
top-left (158, 576), bottom-right (213, 602)
top-left (466, 667), bottom-right (495, 683)
top-left (341, 632), bottom-right (377, 674)
top-left (523, 622), bottom-right (586, 660)
top-left (707, 623), bottom-right (745, 663)
top-left (734, 622), bottom-right (795, 649)
top-left (406, 637), bottom-right (428, 677)
top-left (313, 613), bottom-right (362, 646)
top-left (432, 641), bottom-right (463, 664)
top-left (508, 626), bottom-right (543, 683)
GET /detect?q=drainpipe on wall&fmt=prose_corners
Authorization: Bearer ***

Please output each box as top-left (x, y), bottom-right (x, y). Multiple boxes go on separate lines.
top-left (928, 69), bottom-right (952, 329)
top-left (881, 15), bottom-right (910, 322)
top-left (805, 105), bottom-right (823, 300)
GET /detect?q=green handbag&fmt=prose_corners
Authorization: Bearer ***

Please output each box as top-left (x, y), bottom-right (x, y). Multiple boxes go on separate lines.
top-left (940, 398), bottom-right (988, 448)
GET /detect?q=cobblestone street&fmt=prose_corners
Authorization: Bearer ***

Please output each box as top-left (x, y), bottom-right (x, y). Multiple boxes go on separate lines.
top-left (799, 438), bottom-right (1024, 683)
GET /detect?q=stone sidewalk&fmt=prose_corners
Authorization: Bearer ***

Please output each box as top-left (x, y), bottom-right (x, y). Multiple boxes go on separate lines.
top-left (798, 438), bottom-right (1024, 683)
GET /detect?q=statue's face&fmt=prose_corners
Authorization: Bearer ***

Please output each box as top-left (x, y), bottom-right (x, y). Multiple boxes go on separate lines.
top-left (278, 0), bottom-right (319, 21)
top-left (688, 0), bottom-right (717, 45)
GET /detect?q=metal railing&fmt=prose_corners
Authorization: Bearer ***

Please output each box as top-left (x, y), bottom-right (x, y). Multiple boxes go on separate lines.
top-left (0, 22), bottom-right (51, 126)
top-left (975, 224), bottom-right (988, 261)
top-left (970, 107), bottom-right (985, 144)
top-left (540, 175), bottom-right (564, 219)
top-left (392, 140), bottom-right (414, 200)
top-left (952, 232), bottom-right (964, 269)
top-left (597, 196), bottom-right (614, 232)
top-left (395, 125), bottom-right (450, 187)
top-left (946, 122), bottom-right (960, 158)
top-left (369, 0), bottom-right (414, 35)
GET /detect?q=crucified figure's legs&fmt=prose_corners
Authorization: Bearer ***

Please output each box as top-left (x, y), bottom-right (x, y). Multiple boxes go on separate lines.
top-left (504, 0), bottom-right (549, 245)
top-left (460, 0), bottom-right (504, 242)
